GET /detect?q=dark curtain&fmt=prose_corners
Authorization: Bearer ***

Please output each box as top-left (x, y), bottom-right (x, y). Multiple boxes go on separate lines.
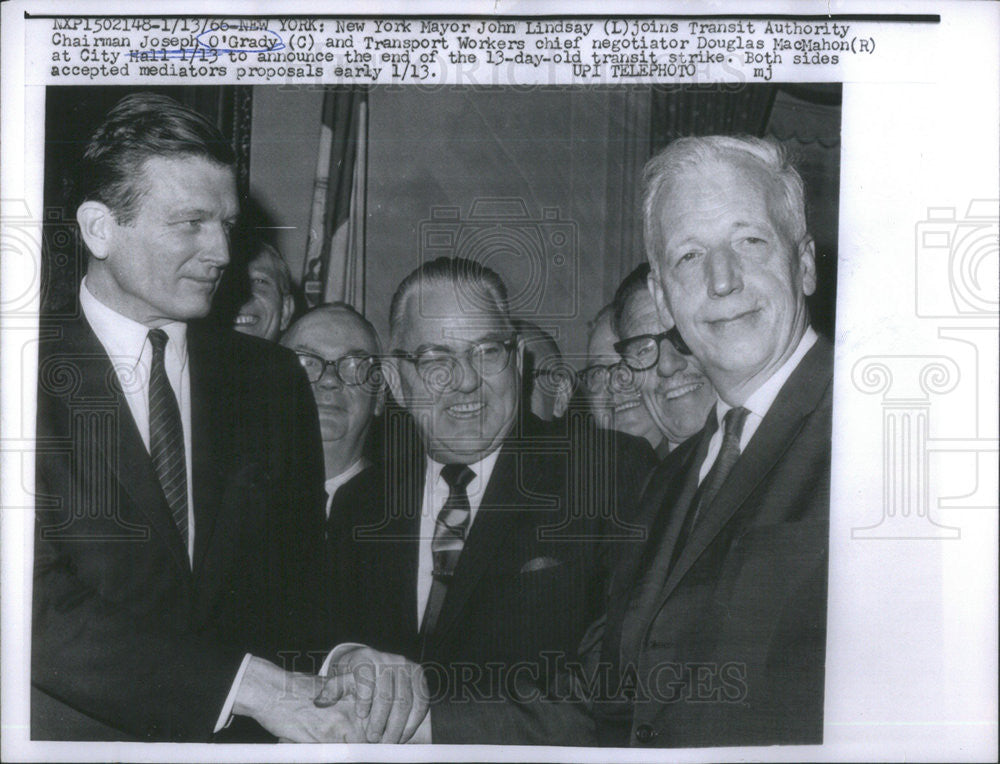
top-left (300, 87), bottom-right (368, 309)
top-left (649, 84), bottom-right (778, 152)
top-left (41, 86), bottom-right (252, 316)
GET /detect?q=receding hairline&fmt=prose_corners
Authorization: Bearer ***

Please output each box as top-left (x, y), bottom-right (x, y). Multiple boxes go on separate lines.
top-left (282, 304), bottom-right (381, 354)
top-left (389, 277), bottom-right (512, 350)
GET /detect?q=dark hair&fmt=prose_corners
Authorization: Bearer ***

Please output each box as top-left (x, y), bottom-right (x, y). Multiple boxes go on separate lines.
top-left (388, 257), bottom-right (512, 346)
top-left (74, 92), bottom-right (235, 224)
top-left (612, 263), bottom-right (651, 338)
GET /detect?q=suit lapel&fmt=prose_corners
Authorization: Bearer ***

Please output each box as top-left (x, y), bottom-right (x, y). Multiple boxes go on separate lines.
top-left (607, 430), bottom-right (705, 669)
top-left (52, 316), bottom-right (190, 573)
top-left (187, 325), bottom-right (232, 576)
top-left (656, 338), bottom-right (834, 604)
top-left (431, 438), bottom-right (529, 639)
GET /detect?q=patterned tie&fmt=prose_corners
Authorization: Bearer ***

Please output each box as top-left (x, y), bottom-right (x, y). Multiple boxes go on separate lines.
top-left (147, 329), bottom-right (189, 553)
top-left (669, 406), bottom-right (749, 573)
top-left (421, 463), bottom-right (475, 637)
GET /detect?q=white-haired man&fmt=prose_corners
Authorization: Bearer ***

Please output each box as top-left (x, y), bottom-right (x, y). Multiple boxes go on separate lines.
top-left (429, 136), bottom-right (831, 749)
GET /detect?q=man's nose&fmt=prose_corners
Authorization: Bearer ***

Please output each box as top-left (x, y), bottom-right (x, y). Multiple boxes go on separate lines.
top-left (705, 247), bottom-right (743, 297)
top-left (656, 339), bottom-right (687, 379)
top-left (316, 366), bottom-right (343, 390)
top-left (202, 223), bottom-right (231, 268)
top-left (452, 355), bottom-right (482, 393)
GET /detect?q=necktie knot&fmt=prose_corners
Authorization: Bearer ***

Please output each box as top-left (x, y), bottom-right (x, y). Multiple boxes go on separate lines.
top-left (440, 463), bottom-right (475, 492)
top-left (723, 406), bottom-right (749, 442)
top-left (148, 328), bottom-right (168, 355)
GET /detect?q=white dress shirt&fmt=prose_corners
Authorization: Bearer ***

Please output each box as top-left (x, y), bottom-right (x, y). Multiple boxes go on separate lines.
top-left (80, 279), bottom-right (246, 732)
top-left (698, 327), bottom-right (819, 483)
top-left (416, 448), bottom-right (502, 630)
top-left (319, 446), bottom-right (504, 678)
top-left (80, 278), bottom-right (196, 562)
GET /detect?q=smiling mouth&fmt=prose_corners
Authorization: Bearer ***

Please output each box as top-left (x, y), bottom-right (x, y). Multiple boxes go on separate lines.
top-left (708, 307), bottom-right (759, 327)
top-left (613, 398), bottom-right (642, 413)
top-left (446, 401), bottom-right (486, 419)
top-left (234, 313), bottom-right (259, 326)
top-left (663, 380), bottom-right (705, 400)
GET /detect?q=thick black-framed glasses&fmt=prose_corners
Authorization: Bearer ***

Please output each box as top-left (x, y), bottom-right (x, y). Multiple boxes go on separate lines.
top-left (295, 350), bottom-right (378, 386)
top-left (613, 328), bottom-right (692, 371)
top-left (393, 337), bottom-right (517, 385)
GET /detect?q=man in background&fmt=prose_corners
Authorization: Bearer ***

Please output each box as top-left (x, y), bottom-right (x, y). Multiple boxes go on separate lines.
top-left (515, 318), bottom-right (573, 421)
top-left (280, 303), bottom-right (384, 520)
top-left (231, 239), bottom-right (296, 342)
top-left (581, 303), bottom-right (663, 449)
top-left (612, 263), bottom-right (716, 457)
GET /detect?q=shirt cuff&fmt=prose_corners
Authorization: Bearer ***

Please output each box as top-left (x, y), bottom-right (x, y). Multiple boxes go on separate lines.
top-left (318, 642), bottom-right (367, 676)
top-left (213, 653), bottom-right (254, 733)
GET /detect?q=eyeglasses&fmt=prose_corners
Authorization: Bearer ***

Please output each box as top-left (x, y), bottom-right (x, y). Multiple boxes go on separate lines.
top-left (613, 328), bottom-right (692, 372)
top-left (295, 350), bottom-right (379, 386)
top-left (393, 338), bottom-right (517, 388)
top-left (577, 362), bottom-right (635, 395)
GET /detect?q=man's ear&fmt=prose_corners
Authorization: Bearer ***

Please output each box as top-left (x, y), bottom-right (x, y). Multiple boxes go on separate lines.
top-left (76, 201), bottom-right (116, 260)
top-left (373, 382), bottom-right (386, 418)
top-left (798, 236), bottom-right (817, 297)
top-left (648, 270), bottom-right (675, 329)
top-left (514, 336), bottom-right (525, 377)
top-left (279, 294), bottom-right (295, 332)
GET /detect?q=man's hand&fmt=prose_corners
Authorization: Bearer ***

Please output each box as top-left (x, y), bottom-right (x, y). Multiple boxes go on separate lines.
top-left (315, 646), bottom-right (429, 743)
top-left (233, 657), bottom-right (366, 742)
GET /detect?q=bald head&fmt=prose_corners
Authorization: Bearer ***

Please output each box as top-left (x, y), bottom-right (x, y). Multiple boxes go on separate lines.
top-left (282, 303), bottom-right (381, 357)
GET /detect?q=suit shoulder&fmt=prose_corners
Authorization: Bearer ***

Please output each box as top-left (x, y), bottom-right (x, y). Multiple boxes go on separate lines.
top-left (190, 323), bottom-right (303, 381)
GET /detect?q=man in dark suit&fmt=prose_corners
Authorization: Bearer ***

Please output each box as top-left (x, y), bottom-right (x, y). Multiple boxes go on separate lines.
top-left (426, 136), bottom-right (831, 747)
top-left (327, 257), bottom-right (655, 710)
top-left (31, 93), bottom-right (370, 742)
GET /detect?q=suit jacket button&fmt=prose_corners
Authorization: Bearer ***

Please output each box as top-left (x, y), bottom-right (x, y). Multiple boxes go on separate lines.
top-left (634, 724), bottom-right (657, 743)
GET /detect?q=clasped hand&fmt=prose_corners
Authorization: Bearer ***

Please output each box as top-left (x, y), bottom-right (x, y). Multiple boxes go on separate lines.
top-left (315, 645), bottom-right (429, 743)
top-left (235, 649), bottom-right (428, 743)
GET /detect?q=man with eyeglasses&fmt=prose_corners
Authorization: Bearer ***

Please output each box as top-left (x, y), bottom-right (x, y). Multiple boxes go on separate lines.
top-left (280, 303), bottom-right (384, 517)
top-left (580, 305), bottom-right (662, 447)
top-left (327, 256), bottom-right (654, 731)
top-left (612, 263), bottom-right (717, 459)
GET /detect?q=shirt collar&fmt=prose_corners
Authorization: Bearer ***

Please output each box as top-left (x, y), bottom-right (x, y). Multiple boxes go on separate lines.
top-left (80, 277), bottom-right (188, 368)
top-left (325, 458), bottom-right (367, 500)
top-left (427, 445), bottom-right (503, 504)
top-left (716, 326), bottom-right (818, 424)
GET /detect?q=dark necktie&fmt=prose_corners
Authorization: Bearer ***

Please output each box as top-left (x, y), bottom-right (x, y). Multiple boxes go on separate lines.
top-left (669, 406), bottom-right (749, 572)
top-left (147, 329), bottom-right (189, 553)
top-left (421, 463), bottom-right (475, 638)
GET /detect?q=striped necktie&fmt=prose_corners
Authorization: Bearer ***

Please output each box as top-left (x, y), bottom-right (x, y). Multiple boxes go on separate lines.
top-left (147, 329), bottom-right (189, 554)
top-left (421, 463), bottom-right (475, 637)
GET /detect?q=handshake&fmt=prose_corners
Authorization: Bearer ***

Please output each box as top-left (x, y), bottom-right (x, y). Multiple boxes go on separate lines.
top-left (233, 646), bottom-right (432, 743)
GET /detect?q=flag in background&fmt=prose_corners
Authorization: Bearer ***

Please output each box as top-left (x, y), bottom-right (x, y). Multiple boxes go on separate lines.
top-left (302, 87), bottom-right (369, 310)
